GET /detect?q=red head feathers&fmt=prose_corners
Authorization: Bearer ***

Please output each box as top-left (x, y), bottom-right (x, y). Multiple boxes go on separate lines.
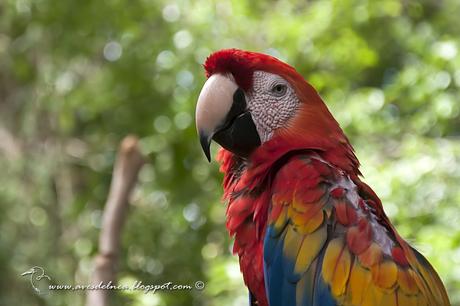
top-left (204, 49), bottom-right (298, 91)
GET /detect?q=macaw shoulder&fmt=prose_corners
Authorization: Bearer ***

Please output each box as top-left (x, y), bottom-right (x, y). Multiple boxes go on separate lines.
top-left (268, 152), bottom-right (396, 256)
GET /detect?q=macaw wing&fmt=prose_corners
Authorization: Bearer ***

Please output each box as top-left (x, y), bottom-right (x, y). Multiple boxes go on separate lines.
top-left (263, 154), bottom-right (450, 306)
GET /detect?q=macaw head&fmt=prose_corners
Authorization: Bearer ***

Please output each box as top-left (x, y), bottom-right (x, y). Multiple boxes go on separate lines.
top-left (196, 49), bottom-right (358, 173)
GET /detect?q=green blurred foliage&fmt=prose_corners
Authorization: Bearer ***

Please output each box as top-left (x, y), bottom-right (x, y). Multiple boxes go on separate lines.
top-left (1, 0), bottom-right (459, 305)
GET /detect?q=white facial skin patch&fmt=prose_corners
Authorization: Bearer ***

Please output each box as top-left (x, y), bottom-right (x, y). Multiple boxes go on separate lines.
top-left (246, 71), bottom-right (300, 142)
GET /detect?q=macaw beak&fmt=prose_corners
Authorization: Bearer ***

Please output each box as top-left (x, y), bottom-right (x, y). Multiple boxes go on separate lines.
top-left (195, 74), bottom-right (261, 161)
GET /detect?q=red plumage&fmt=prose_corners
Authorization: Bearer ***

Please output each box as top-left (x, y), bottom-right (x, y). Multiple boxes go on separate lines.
top-left (205, 49), bottom-right (450, 306)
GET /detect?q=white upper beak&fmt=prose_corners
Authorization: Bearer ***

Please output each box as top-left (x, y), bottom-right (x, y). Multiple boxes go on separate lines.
top-left (195, 74), bottom-right (238, 160)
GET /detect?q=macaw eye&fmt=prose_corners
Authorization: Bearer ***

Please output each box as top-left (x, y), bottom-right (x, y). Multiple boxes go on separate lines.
top-left (271, 83), bottom-right (287, 96)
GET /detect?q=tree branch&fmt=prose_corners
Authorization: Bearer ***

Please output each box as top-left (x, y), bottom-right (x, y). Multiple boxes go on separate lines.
top-left (86, 135), bottom-right (145, 306)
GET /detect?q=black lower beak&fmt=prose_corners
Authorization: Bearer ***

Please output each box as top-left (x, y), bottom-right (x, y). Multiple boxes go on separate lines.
top-left (212, 111), bottom-right (261, 158)
top-left (199, 88), bottom-right (261, 161)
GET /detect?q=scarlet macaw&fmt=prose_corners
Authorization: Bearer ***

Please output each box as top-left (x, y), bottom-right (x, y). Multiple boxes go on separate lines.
top-left (195, 49), bottom-right (450, 306)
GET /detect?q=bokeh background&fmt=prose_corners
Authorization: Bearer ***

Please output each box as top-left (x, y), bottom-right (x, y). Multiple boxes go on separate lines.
top-left (1, 0), bottom-right (460, 305)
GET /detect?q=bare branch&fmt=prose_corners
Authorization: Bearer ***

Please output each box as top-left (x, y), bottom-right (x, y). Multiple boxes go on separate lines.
top-left (0, 126), bottom-right (21, 160)
top-left (86, 135), bottom-right (145, 306)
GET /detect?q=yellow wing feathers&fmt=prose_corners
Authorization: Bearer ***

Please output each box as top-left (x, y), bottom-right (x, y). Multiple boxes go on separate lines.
top-left (321, 237), bottom-right (433, 306)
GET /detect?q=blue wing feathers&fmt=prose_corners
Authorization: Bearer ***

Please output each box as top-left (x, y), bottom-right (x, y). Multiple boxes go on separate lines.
top-left (312, 251), bottom-right (337, 306)
top-left (264, 226), bottom-right (285, 305)
top-left (263, 225), bottom-right (337, 306)
top-left (266, 236), bottom-right (285, 305)
top-left (264, 225), bottom-right (298, 306)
